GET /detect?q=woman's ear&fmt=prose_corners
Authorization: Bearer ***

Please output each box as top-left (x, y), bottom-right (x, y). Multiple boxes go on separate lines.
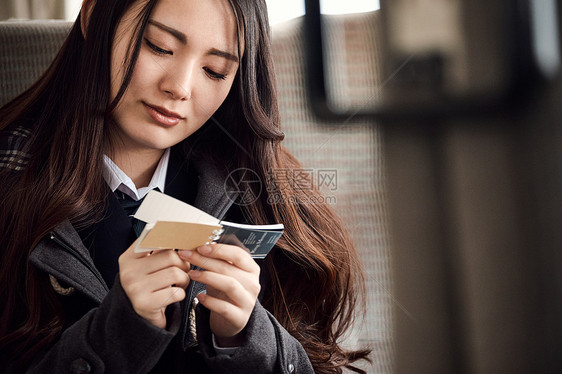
top-left (80, 0), bottom-right (96, 38)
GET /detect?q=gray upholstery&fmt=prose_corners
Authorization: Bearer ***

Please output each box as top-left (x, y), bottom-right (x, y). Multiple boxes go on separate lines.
top-left (0, 15), bottom-right (394, 373)
top-left (0, 20), bottom-right (70, 106)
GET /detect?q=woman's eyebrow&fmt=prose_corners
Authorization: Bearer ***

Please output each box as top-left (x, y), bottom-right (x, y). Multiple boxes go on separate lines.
top-left (207, 48), bottom-right (239, 63)
top-left (148, 19), bottom-right (187, 44)
top-left (148, 19), bottom-right (238, 62)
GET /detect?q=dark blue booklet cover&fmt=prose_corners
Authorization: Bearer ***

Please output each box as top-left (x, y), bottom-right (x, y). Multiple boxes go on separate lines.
top-left (216, 221), bottom-right (284, 259)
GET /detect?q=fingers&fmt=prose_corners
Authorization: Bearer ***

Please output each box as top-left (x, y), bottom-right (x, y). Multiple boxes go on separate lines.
top-left (196, 292), bottom-right (248, 326)
top-left (143, 249), bottom-right (191, 275)
top-left (179, 244), bottom-right (260, 275)
top-left (119, 247), bottom-right (191, 329)
top-left (189, 270), bottom-right (258, 307)
top-left (179, 251), bottom-right (246, 283)
top-left (120, 249), bottom-right (190, 281)
top-left (146, 266), bottom-right (191, 291)
top-left (121, 258), bottom-right (190, 294)
top-left (178, 244), bottom-right (261, 338)
top-left (144, 286), bottom-right (187, 310)
top-left (179, 244), bottom-right (261, 304)
top-left (131, 286), bottom-right (186, 328)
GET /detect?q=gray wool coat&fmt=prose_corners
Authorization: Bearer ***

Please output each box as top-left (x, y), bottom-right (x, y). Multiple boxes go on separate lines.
top-left (0, 132), bottom-right (314, 373)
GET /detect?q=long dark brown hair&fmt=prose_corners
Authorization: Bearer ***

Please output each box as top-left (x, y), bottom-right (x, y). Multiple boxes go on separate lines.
top-left (0, 0), bottom-right (371, 372)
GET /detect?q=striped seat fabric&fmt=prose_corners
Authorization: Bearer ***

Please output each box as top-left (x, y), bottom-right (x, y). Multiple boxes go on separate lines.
top-left (271, 13), bottom-right (393, 373)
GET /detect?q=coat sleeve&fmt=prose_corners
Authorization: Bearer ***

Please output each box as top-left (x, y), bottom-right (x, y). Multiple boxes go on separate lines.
top-left (195, 300), bottom-right (314, 374)
top-left (2, 277), bottom-right (180, 374)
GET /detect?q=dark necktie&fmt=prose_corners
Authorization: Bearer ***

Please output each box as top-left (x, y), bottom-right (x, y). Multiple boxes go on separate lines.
top-left (115, 191), bottom-right (149, 237)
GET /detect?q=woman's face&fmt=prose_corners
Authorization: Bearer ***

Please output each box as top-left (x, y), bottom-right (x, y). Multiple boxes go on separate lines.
top-left (109, 0), bottom-right (241, 153)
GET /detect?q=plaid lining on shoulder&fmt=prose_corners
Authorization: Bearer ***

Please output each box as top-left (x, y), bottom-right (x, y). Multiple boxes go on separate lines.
top-left (0, 126), bottom-right (31, 172)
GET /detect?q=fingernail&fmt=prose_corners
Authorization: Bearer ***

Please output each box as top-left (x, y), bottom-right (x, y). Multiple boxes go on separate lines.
top-left (179, 250), bottom-right (193, 258)
top-left (196, 293), bottom-right (206, 302)
top-left (198, 245), bottom-right (212, 254)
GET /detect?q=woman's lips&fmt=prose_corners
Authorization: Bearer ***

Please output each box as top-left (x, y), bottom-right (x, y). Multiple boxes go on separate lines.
top-left (144, 103), bottom-right (183, 127)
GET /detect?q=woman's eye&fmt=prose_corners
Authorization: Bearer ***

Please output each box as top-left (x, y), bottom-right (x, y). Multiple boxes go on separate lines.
top-left (203, 67), bottom-right (227, 81)
top-left (144, 39), bottom-right (172, 55)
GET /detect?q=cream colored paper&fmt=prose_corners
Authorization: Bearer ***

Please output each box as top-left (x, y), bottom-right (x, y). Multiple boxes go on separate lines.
top-left (134, 190), bottom-right (218, 225)
top-left (135, 221), bottom-right (223, 252)
top-left (133, 191), bottom-right (222, 252)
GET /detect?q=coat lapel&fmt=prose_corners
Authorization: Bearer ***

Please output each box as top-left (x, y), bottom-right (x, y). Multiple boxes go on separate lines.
top-left (29, 220), bottom-right (109, 304)
top-left (192, 159), bottom-right (238, 220)
top-left (165, 147), bottom-right (238, 219)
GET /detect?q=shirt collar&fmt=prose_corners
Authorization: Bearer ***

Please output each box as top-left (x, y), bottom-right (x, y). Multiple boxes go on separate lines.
top-left (102, 148), bottom-right (170, 201)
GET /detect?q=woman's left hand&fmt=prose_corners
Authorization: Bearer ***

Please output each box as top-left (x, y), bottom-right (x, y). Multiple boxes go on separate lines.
top-left (178, 244), bottom-right (261, 346)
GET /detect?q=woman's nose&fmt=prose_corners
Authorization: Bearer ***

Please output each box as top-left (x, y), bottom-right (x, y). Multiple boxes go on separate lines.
top-left (160, 63), bottom-right (194, 101)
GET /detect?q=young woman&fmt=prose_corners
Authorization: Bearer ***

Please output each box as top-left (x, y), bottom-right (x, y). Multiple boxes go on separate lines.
top-left (0, 0), bottom-right (371, 372)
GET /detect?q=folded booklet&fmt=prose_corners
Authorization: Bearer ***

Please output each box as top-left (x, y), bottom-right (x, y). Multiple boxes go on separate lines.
top-left (132, 190), bottom-right (283, 259)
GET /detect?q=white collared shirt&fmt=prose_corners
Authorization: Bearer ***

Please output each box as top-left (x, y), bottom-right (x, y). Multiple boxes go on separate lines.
top-left (102, 148), bottom-right (170, 200)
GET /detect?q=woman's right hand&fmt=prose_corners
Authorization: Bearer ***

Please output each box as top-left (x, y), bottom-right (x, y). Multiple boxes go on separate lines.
top-left (118, 244), bottom-right (191, 329)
